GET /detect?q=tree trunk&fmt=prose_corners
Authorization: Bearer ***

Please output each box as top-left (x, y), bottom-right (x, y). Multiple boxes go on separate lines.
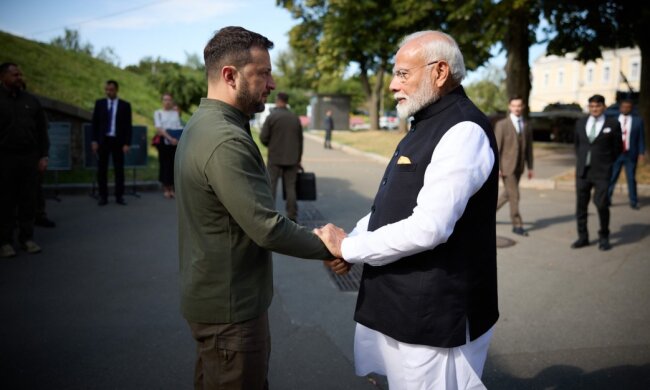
top-left (359, 67), bottom-right (383, 130)
top-left (504, 8), bottom-right (532, 115)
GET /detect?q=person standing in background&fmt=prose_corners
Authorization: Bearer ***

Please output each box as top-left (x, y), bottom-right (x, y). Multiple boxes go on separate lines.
top-left (324, 109), bottom-right (334, 149)
top-left (154, 93), bottom-right (182, 199)
top-left (92, 80), bottom-right (132, 206)
top-left (572, 94), bottom-right (622, 251)
top-left (0, 62), bottom-right (49, 257)
top-left (260, 92), bottom-right (303, 222)
top-left (494, 96), bottom-right (534, 236)
top-left (608, 99), bottom-right (645, 209)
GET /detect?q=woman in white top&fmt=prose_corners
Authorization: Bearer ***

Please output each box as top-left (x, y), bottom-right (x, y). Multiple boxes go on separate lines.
top-left (153, 93), bottom-right (183, 198)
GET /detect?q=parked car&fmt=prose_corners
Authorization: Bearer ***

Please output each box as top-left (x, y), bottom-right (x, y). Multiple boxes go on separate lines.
top-left (529, 111), bottom-right (584, 143)
top-left (380, 114), bottom-right (399, 130)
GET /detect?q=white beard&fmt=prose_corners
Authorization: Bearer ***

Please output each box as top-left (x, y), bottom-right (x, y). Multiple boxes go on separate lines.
top-left (395, 81), bottom-right (439, 119)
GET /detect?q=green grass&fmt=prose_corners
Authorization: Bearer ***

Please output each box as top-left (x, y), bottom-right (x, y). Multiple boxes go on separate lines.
top-left (1, 30), bottom-right (171, 183)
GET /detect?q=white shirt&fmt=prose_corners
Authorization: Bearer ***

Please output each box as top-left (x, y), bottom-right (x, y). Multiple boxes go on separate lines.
top-left (619, 113), bottom-right (632, 151)
top-left (340, 121), bottom-right (495, 389)
top-left (341, 121), bottom-right (495, 265)
top-left (106, 99), bottom-right (118, 137)
top-left (585, 115), bottom-right (605, 139)
top-left (509, 113), bottom-right (523, 134)
top-left (154, 109), bottom-right (182, 145)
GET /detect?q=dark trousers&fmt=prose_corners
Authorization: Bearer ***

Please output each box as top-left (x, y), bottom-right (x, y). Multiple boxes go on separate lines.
top-left (187, 312), bottom-right (270, 390)
top-left (157, 144), bottom-right (177, 186)
top-left (36, 170), bottom-right (47, 219)
top-left (324, 129), bottom-right (332, 148)
top-left (576, 171), bottom-right (610, 240)
top-left (496, 172), bottom-right (523, 228)
top-left (268, 164), bottom-right (299, 220)
top-left (0, 151), bottom-right (39, 244)
top-left (97, 137), bottom-right (125, 200)
top-left (608, 153), bottom-right (638, 206)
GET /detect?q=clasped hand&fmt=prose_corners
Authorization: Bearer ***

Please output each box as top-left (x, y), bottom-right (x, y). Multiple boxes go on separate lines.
top-left (314, 223), bottom-right (352, 275)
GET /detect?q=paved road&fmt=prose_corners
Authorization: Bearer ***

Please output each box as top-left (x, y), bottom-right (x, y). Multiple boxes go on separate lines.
top-left (1, 134), bottom-right (649, 389)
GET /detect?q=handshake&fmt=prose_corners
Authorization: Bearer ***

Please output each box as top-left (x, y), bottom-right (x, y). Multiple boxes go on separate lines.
top-left (313, 223), bottom-right (352, 275)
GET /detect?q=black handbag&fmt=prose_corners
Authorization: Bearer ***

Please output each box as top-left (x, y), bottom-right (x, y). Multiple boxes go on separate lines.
top-left (283, 169), bottom-right (317, 201)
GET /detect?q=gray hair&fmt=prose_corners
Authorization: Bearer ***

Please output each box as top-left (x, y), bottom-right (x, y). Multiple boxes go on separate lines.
top-left (399, 31), bottom-right (466, 84)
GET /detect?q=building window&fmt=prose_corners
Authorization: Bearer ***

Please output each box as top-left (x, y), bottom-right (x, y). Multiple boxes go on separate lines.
top-left (558, 70), bottom-right (564, 85)
top-left (587, 68), bottom-right (593, 84)
top-left (544, 72), bottom-right (549, 87)
top-left (631, 62), bottom-right (640, 80)
top-left (603, 65), bottom-right (610, 83)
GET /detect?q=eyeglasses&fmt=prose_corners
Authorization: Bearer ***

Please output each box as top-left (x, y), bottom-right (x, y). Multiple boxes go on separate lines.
top-left (392, 61), bottom-right (439, 83)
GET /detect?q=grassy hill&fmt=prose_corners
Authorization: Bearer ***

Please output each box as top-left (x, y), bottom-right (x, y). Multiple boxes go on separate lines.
top-left (0, 30), bottom-right (175, 183)
top-left (0, 30), bottom-right (161, 127)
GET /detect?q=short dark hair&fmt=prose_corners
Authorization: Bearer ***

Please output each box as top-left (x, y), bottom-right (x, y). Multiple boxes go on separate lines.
top-left (276, 92), bottom-right (289, 103)
top-left (0, 62), bottom-right (17, 76)
top-left (106, 80), bottom-right (119, 90)
top-left (509, 95), bottom-right (524, 103)
top-left (588, 94), bottom-right (605, 104)
top-left (203, 26), bottom-right (274, 79)
top-left (620, 98), bottom-right (634, 105)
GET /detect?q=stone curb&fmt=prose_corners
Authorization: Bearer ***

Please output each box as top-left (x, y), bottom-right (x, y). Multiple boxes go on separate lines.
top-left (305, 131), bottom-right (650, 196)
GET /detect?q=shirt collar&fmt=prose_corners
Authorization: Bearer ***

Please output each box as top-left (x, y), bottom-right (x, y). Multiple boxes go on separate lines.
top-left (413, 85), bottom-right (467, 124)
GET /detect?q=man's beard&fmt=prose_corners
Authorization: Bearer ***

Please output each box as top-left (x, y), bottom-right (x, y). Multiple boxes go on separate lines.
top-left (236, 78), bottom-right (265, 115)
top-left (395, 81), bottom-right (439, 119)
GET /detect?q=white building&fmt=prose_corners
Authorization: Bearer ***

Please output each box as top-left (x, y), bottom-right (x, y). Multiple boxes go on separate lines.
top-left (529, 47), bottom-right (641, 112)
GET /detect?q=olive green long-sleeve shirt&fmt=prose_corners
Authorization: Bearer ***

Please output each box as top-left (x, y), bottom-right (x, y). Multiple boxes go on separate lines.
top-left (175, 98), bottom-right (331, 324)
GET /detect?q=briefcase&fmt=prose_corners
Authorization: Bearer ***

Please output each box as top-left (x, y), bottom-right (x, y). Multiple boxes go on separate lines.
top-left (283, 170), bottom-right (317, 201)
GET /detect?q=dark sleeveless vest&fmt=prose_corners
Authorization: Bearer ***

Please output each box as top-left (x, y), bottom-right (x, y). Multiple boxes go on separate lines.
top-left (353, 86), bottom-right (499, 348)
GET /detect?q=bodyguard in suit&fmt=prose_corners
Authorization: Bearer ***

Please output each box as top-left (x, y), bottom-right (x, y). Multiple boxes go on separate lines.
top-left (494, 96), bottom-right (534, 236)
top-left (607, 99), bottom-right (645, 209)
top-left (260, 92), bottom-right (303, 221)
top-left (572, 94), bottom-right (622, 251)
top-left (91, 80), bottom-right (132, 206)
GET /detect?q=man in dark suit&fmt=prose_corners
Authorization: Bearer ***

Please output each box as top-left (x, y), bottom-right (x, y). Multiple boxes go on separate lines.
top-left (92, 80), bottom-right (132, 206)
top-left (572, 94), bottom-right (622, 251)
top-left (260, 92), bottom-right (303, 222)
top-left (494, 96), bottom-right (534, 236)
top-left (608, 99), bottom-right (645, 209)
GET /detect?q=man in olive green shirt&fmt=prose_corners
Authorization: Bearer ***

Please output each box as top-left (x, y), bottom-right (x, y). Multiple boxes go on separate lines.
top-left (175, 27), bottom-right (346, 390)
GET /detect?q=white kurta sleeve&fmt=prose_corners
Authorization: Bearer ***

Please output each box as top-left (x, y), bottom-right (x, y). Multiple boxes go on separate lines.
top-left (341, 121), bottom-right (494, 266)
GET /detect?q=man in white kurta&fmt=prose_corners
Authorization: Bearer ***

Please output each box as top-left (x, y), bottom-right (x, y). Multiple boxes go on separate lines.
top-left (316, 31), bottom-right (499, 390)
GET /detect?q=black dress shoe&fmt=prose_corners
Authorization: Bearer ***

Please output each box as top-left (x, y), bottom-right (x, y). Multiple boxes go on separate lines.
top-left (35, 217), bottom-right (56, 228)
top-left (598, 239), bottom-right (612, 251)
top-left (630, 204), bottom-right (640, 210)
top-left (98, 198), bottom-right (108, 206)
top-left (571, 239), bottom-right (590, 249)
top-left (512, 227), bottom-right (529, 236)
top-left (116, 198), bottom-right (127, 205)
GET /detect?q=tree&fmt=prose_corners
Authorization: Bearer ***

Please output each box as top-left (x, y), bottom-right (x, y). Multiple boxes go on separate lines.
top-left (542, 0), bottom-right (650, 155)
top-left (126, 57), bottom-right (205, 114)
top-left (450, 0), bottom-right (542, 114)
top-left (96, 46), bottom-right (120, 67)
top-left (277, 1), bottom-right (493, 130)
top-left (50, 28), bottom-right (93, 55)
top-left (464, 65), bottom-right (508, 114)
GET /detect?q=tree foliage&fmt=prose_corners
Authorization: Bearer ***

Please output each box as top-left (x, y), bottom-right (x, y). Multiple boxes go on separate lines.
top-left (464, 65), bottom-right (508, 115)
top-left (125, 57), bottom-right (205, 115)
top-left (50, 28), bottom-right (93, 56)
top-left (542, 0), bottom-right (650, 154)
top-left (277, 0), bottom-right (493, 129)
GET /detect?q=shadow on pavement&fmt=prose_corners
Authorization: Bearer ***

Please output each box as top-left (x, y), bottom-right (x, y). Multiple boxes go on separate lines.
top-left (484, 363), bottom-right (650, 390)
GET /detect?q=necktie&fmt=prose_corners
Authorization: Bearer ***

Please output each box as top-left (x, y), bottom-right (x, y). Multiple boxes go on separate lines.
top-left (107, 100), bottom-right (114, 134)
top-left (588, 119), bottom-right (597, 142)
top-left (518, 119), bottom-right (523, 134)
top-left (622, 116), bottom-right (628, 152)
top-left (586, 118), bottom-right (597, 166)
